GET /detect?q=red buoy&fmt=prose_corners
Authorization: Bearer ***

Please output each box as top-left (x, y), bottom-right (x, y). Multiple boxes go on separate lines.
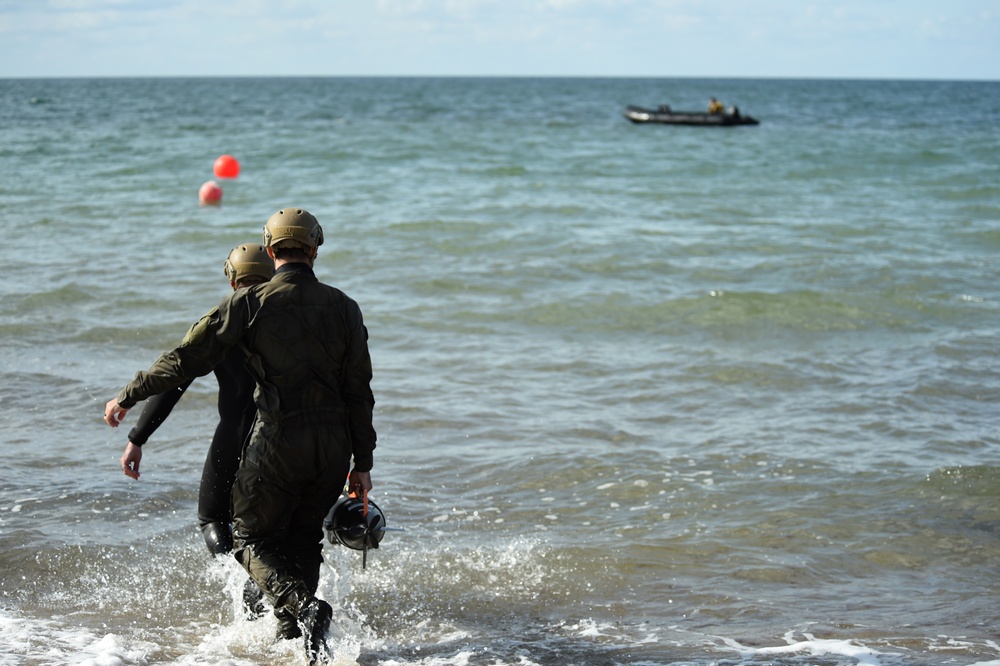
top-left (213, 154), bottom-right (240, 179)
top-left (199, 180), bottom-right (223, 205)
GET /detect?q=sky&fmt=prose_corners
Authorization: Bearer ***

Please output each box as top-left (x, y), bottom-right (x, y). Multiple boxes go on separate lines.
top-left (1, 0), bottom-right (998, 80)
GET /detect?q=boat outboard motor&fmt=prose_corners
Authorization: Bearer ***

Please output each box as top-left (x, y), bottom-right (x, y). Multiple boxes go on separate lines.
top-left (324, 492), bottom-right (391, 569)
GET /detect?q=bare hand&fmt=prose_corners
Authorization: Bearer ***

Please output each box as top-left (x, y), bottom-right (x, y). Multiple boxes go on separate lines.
top-left (348, 469), bottom-right (372, 497)
top-left (105, 398), bottom-right (128, 427)
top-left (121, 441), bottom-right (142, 480)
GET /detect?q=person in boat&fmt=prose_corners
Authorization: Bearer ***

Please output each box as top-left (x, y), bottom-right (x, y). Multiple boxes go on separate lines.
top-left (708, 97), bottom-right (725, 115)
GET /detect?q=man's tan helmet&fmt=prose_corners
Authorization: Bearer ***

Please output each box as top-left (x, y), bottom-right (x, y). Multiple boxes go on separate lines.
top-left (224, 243), bottom-right (275, 283)
top-left (262, 208), bottom-right (324, 249)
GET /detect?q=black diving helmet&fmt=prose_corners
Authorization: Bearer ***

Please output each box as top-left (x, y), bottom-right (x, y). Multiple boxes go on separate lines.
top-left (324, 494), bottom-right (388, 567)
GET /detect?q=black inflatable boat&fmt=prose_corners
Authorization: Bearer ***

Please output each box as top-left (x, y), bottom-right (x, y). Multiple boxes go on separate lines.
top-left (623, 104), bottom-right (760, 126)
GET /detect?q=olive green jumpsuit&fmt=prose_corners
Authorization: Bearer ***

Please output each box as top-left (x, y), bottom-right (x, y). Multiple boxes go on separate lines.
top-left (115, 263), bottom-right (376, 630)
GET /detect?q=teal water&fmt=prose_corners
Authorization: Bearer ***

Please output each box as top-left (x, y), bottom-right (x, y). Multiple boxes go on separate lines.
top-left (0, 77), bottom-right (999, 665)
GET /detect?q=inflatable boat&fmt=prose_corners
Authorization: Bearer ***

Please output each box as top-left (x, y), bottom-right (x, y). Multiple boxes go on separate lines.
top-left (623, 104), bottom-right (760, 126)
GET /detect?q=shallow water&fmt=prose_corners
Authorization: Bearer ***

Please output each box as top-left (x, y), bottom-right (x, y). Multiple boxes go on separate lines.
top-left (1, 76), bottom-right (999, 665)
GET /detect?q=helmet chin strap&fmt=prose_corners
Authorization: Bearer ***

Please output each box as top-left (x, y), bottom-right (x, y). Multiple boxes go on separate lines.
top-left (348, 483), bottom-right (369, 518)
top-left (347, 485), bottom-right (371, 568)
top-left (351, 486), bottom-right (370, 571)
top-left (348, 483), bottom-right (370, 568)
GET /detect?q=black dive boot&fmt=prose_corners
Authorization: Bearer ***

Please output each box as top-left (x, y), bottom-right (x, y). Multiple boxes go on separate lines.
top-left (274, 607), bottom-right (302, 640)
top-left (201, 521), bottom-right (234, 555)
top-left (299, 598), bottom-right (333, 665)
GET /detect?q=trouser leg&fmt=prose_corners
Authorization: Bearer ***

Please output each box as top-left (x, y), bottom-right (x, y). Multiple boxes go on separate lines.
top-left (231, 420), bottom-right (351, 628)
top-left (232, 472), bottom-right (313, 615)
top-left (197, 423), bottom-right (244, 554)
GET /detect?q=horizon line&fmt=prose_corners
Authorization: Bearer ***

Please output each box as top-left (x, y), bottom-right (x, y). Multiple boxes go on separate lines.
top-left (3, 74), bottom-right (998, 83)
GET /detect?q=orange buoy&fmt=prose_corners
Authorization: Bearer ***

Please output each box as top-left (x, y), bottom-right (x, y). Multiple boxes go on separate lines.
top-left (213, 154), bottom-right (240, 179)
top-left (199, 180), bottom-right (223, 205)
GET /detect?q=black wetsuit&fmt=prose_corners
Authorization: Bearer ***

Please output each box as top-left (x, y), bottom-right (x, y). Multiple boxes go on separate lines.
top-left (127, 345), bottom-right (256, 553)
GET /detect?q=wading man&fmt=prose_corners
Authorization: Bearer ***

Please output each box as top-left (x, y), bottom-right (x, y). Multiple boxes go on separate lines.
top-left (105, 209), bottom-right (377, 664)
top-left (119, 243), bottom-right (274, 556)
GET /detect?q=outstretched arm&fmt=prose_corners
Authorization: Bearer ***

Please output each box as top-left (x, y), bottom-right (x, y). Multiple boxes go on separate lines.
top-left (127, 381), bottom-right (192, 445)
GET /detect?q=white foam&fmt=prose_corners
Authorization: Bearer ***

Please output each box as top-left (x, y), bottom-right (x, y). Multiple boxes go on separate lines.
top-left (0, 609), bottom-right (153, 665)
top-left (0, 557), bottom-right (376, 666)
top-left (371, 650), bottom-right (476, 666)
top-left (725, 630), bottom-right (897, 665)
top-left (567, 618), bottom-right (612, 638)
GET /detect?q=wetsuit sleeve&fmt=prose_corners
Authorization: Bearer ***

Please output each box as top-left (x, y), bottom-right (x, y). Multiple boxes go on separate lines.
top-left (116, 295), bottom-right (249, 409)
top-left (342, 300), bottom-right (377, 472)
top-left (126, 379), bottom-right (194, 446)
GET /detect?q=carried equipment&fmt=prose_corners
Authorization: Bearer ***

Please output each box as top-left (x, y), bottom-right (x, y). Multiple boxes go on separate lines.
top-left (324, 490), bottom-right (397, 568)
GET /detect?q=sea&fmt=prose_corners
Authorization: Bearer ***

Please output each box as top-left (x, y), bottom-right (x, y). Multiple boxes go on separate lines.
top-left (0, 77), bottom-right (998, 666)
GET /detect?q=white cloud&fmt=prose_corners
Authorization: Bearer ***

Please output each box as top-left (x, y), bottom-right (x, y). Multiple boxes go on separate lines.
top-left (0, 0), bottom-right (996, 78)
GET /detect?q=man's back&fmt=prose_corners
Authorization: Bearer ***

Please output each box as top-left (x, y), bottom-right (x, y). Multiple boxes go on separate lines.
top-left (230, 263), bottom-right (376, 467)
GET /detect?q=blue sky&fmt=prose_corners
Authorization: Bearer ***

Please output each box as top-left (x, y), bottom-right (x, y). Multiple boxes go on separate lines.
top-left (1, 0), bottom-right (997, 80)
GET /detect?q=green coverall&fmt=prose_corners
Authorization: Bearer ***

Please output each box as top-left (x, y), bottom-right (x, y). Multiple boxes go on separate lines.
top-left (115, 263), bottom-right (376, 632)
